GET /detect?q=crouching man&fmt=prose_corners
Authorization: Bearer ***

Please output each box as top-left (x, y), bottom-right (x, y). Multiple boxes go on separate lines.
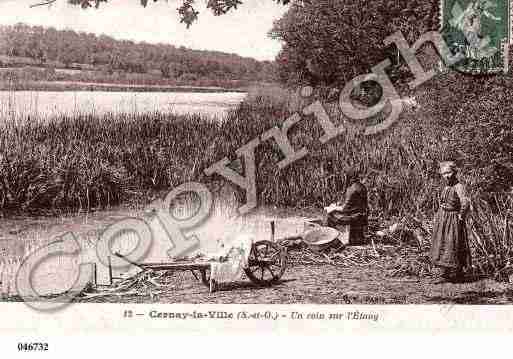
top-left (324, 167), bottom-right (368, 245)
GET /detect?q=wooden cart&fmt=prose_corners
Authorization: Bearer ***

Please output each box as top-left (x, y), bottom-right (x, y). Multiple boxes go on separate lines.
top-left (113, 239), bottom-right (287, 292)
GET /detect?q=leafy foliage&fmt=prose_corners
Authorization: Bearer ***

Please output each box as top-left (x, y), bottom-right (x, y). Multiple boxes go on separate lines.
top-left (269, 0), bottom-right (440, 87)
top-left (62, 0), bottom-right (292, 27)
top-left (418, 71), bottom-right (513, 196)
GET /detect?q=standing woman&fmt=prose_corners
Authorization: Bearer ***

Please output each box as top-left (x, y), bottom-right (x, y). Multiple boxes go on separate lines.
top-left (430, 161), bottom-right (472, 282)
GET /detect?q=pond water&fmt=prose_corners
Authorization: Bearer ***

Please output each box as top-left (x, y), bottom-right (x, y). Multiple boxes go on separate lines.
top-left (0, 90), bottom-right (247, 121)
top-left (0, 200), bottom-right (307, 296)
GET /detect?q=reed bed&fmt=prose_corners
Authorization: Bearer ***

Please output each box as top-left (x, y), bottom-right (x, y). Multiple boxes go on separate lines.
top-left (0, 86), bottom-right (508, 220)
top-left (468, 195), bottom-right (513, 280)
top-left (1, 73), bottom-right (512, 282)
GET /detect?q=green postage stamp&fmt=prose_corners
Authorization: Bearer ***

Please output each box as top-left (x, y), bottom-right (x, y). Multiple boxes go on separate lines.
top-left (441, 0), bottom-right (511, 73)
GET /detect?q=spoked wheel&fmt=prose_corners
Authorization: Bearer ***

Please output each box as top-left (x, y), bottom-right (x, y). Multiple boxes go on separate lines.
top-left (244, 240), bottom-right (287, 286)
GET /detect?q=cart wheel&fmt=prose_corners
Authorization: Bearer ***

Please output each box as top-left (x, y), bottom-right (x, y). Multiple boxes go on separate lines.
top-left (244, 240), bottom-right (287, 286)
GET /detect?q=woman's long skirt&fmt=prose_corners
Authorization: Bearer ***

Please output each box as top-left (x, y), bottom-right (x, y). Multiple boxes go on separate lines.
top-left (430, 209), bottom-right (471, 271)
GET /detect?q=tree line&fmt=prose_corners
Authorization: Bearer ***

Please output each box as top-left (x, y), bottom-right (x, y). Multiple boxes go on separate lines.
top-left (0, 23), bottom-right (277, 82)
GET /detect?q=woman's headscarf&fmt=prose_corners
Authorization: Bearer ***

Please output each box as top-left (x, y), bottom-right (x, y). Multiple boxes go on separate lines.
top-left (439, 161), bottom-right (458, 175)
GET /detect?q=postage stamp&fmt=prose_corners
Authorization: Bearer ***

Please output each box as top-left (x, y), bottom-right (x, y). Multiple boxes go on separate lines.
top-left (440, 0), bottom-right (511, 73)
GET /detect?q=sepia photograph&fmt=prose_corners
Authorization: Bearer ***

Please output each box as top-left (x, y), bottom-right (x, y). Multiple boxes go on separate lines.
top-left (0, 0), bottom-right (512, 321)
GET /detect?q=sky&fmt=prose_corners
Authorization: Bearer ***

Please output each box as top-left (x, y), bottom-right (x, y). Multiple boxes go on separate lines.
top-left (0, 0), bottom-right (288, 60)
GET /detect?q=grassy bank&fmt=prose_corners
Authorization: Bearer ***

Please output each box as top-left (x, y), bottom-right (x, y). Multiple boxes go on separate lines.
top-left (0, 67), bottom-right (261, 92)
top-left (0, 80), bottom-right (248, 93)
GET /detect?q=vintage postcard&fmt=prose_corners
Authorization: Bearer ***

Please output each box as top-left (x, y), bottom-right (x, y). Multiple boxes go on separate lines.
top-left (0, 0), bottom-right (512, 351)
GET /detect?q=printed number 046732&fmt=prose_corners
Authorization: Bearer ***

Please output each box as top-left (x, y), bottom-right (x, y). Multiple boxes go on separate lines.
top-left (17, 343), bottom-right (49, 351)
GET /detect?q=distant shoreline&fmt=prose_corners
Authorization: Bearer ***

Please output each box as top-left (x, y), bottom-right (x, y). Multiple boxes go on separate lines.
top-left (0, 80), bottom-right (249, 93)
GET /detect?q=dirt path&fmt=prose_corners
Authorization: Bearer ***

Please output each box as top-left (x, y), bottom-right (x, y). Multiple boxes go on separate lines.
top-left (77, 260), bottom-right (513, 305)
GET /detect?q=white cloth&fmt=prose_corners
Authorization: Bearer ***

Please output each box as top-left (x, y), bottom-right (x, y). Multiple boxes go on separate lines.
top-left (208, 234), bottom-right (254, 285)
top-left (324, 203), bottom-right (343, 214)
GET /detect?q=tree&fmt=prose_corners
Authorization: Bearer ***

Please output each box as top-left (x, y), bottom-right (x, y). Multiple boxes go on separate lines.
top-left (32, 0), bottom-right (293, 28)
top-left (269, 0), bottom-right (439, 88)
top-left (160, 61), bottom-right (186, 78)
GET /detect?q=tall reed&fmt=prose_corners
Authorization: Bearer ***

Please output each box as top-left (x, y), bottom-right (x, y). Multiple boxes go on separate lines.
top-left (1, 77), bottom-right (512, 281)
top-left (0, 83), bottom-right (509, 220)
